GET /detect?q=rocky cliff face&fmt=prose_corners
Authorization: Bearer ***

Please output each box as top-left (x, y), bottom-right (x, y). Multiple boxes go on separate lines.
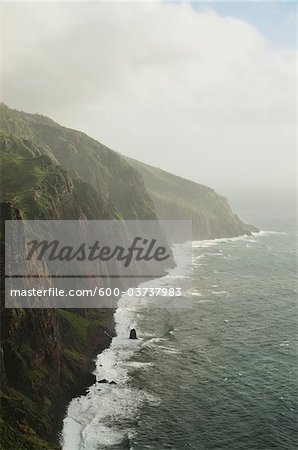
top-left (0, 103), bottom-right (258, 449)
top-left (0, 103), bottom-right (257, 238)
top-left (0, 201), bottom-right (114, 450)
top-left (0, 107), bottom-right (158, 449)
top-left (127, 158), bottom-right (258, 239)
top-left (0, 104), bottom-right (156, 221)
top-left (0, 135), bottom-right (83, 220)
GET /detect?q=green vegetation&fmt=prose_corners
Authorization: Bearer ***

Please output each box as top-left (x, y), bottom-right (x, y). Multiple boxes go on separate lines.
top-left (0, 134), bottom-right (81, 219)
top-left (0, 103), bottom-right (156, 221)
top-left (0, 152), bottom-right (47, 215)
top-left (1, 152), bottom-right (45, 191)
top-left (127, 157), bottom-right (258, 239)
top-left (57, 309), bottom-right (90, 345)
top-left (0, 419), bottom-right (59, 450)
top-left (0, 102), bottom-right (257, 450)
top-left (0, 387), bottom-right (53, 441)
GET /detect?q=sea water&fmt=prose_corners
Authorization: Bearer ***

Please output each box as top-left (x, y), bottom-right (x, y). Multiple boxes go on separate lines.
top-left (62, 217), bottom-right (297, 450)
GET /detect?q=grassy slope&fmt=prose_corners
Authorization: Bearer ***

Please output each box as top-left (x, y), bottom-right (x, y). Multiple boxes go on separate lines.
top-left (0, 418), bottom-right (60, 450)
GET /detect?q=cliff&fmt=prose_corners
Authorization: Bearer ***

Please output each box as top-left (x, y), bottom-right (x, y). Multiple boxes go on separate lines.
top-left (0, 103), bottom-right (258, 449)
top-left (0, 110), bottom-right (157, 448)
top-left (0, 104), bottom-right (156, 220)
top-left (127, 158), bottom-right (258, 239)
top-left (0, 174), bottom-right (115, 449)
top-left (0, 103), bottom-right (257, 238)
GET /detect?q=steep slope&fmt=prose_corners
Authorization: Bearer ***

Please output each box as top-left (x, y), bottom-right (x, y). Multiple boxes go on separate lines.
top-left (0, 104), bottom-right (156, 220)
top-left (0, 125), bottom-right (157, 447)
top-left (127, 158), bottom-right (258, 239)
top-left (0, 200), bottom-right (114, 450)
top-left (0, 103), bottom-right (258, 449)
top-left (0, 136), bottom-right (115, 449)
top-left (0, 104), bottom-right (257, 236)
top-left (0, 137), bottom-right (82, 220)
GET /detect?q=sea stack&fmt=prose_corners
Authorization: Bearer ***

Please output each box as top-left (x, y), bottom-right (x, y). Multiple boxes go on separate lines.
top-left (129, 329), bottom-right (137, 339)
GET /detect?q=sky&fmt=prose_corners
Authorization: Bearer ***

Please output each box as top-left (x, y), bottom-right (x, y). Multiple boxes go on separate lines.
top-left (1, 1), bottom-right (297, 198)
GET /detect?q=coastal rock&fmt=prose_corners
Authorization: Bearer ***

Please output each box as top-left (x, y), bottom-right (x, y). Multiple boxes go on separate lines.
top-left (129, 329), bottom-right (137, 340)
top-left (98, 379), bottom-right (109, 384)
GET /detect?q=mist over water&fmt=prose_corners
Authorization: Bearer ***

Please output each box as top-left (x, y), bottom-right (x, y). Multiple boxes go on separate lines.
top-left (224, 189), bottom-right (296, 231)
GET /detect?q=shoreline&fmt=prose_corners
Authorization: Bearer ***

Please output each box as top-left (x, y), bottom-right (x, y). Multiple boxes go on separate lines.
top-left (61, 241), bottom-right (192, 449)
top-left (60, 231), bottom-right (267, 449)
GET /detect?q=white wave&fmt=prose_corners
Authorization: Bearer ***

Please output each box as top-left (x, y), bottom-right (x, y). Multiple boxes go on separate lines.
top-left (141, 337), bottom-right (166, 348)
top-left (62, 301), bottom-right (145, 450)
top-left (258, 230), bottom-right (287, 236)
top-left (167, 274), bottom-right (191, 279)
top-left (193, 254), bottom-right (206, 260)
top-left (192, 234), bottom-right (252, 248)
top-left (63, 384), bottom-right (149, 450)
top-left (62, 243), bottom-right (190, 450)
top-left (192, 229), bottom-right (286, 250)
top-left (192, 292), bottom-right (202, 297)
top-left (124, 361), bottom-right (154, 369)
top-left (159, 346), bottom-right (180, 355)
top-left (279, 341), bottom-right (290, 347)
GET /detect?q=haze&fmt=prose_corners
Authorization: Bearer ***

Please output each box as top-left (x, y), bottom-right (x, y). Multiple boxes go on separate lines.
top-left (1, 1), bottom-right (296, 199)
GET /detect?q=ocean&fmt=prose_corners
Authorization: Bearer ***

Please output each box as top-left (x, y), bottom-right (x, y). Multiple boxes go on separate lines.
top-left (62, 215), bottom-right (297, 450)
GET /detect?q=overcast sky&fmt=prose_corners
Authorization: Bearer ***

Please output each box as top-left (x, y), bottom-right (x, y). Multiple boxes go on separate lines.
top-left (1, 1), bottom-right (297, 197)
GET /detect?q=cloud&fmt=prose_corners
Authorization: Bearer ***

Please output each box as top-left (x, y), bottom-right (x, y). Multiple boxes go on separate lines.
top-left (1, 1), bottom-right (296, 193)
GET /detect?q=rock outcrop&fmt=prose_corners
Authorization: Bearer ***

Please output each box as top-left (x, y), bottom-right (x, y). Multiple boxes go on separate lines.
top-left (129, 329), bottom-right (138, 340)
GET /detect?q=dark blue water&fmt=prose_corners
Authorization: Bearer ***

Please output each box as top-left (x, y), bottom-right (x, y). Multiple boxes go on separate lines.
top-left (63, 213), bottom-right (297, 450)
top-left (128, 224), bottom-right (297, 449)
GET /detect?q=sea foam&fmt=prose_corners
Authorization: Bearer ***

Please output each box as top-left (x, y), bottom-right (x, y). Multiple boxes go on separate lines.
top-left (62, 243), bottom-right (191, 450)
